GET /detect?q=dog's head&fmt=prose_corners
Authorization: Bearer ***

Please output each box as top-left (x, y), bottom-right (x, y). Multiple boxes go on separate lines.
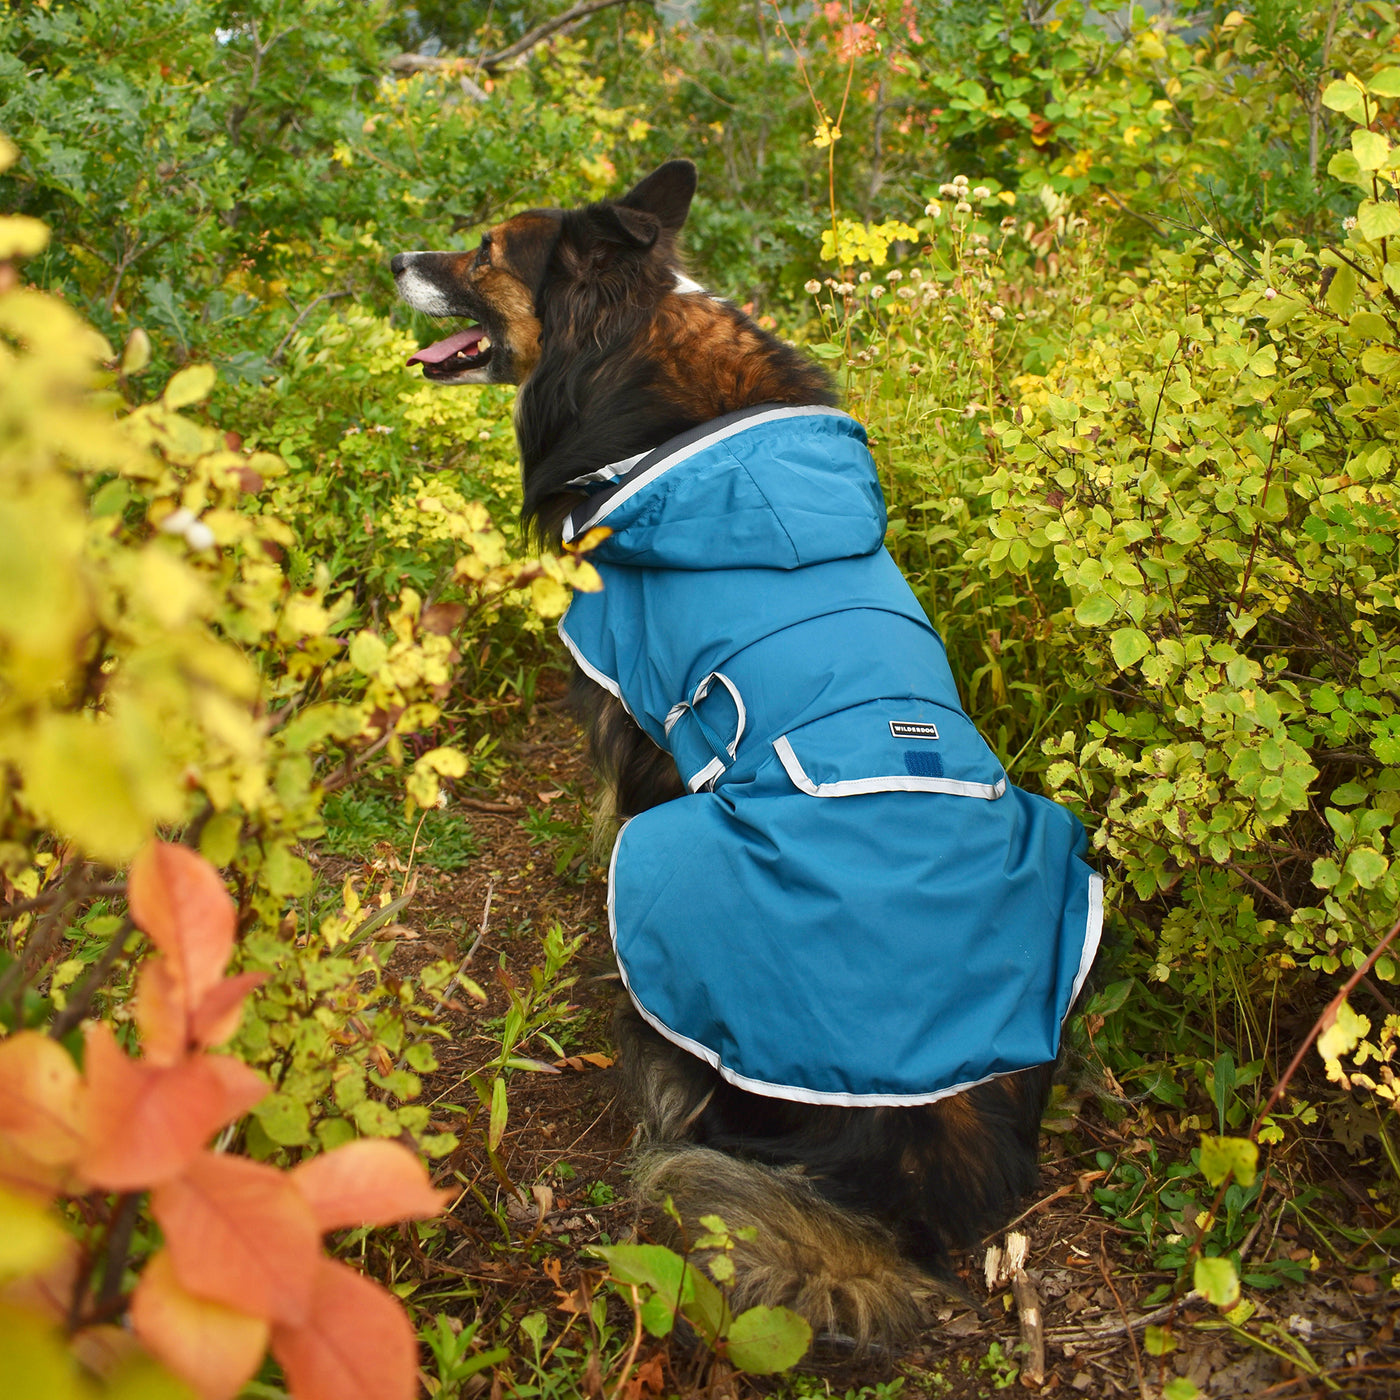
top-left (392, 160), bottom-right (698, 387)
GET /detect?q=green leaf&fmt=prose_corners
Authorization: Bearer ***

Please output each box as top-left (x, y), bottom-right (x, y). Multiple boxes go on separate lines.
top-left (594, 1243), bottom-right (692, 1300)
top-left (250, 1092), bottom-right (310, 1147)
top-left (724, 1305), bottom-right (813, 1374)
top-left (639, 1293), bottom-right (676, 1337)
top-left (1074, 594), bottom-right (1117, 627)
top-left (1344, 847), bottom-right (1389, 888)
top-left (1109, 627), bottom-right (1153, 669)
top-left (488, 1074), bottom-right (508, 1152)
top-left (1328, 150), bottom-right (1367, 186)
top-left (1352, 128), bottom-right (1392, 171)
top-left (1358, 199), bottom-right (1400, 241)
top-left (1321, 79), bottom-right (1366, 117)
top-left (1143, 1323), bottom-right (1177, 1356)
top-left (1164, 1380), bottom-right (1202, 1400)
top-left (1348, 310), bottom-right (1392, 340)
top-left (1368, 67), bottom-right (1400, 97)
top-left (1194, 1256), bottom-right (1240, 1308)
top-left (1326, 263), bottom-right (1358, 314)
top-left (1199, 1135), bottom-right (1259, 1189)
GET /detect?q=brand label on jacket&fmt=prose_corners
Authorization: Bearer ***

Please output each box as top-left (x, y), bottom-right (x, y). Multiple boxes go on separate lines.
top-left (890, 720), bottom-right (940, 741)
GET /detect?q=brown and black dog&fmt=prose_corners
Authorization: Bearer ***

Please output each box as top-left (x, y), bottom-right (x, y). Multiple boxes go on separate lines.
top-left (392, 162), bottom-right (1054, 1347)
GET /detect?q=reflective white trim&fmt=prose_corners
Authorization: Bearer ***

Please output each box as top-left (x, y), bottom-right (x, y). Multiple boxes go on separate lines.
top-left (563, 406), bottom-right (850, 543)
top-left (1070, 874), bottom-right (1104, 1009)
top-left (564, 451), bottom-right (647, 490)
top-left (772, 735), bottom-right (1006, 800)
top-left (606, 825), bottom-right (1023, 1108)
top-left (686, 756), bottom-right (726, 793)
top-left (556, 619), bottom-right (639, 723)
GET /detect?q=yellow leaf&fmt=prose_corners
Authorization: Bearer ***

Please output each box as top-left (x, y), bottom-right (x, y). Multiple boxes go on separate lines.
top-left (1318, 999), bottom-right (1370, 1063)
top-left (162, 364), bottom-right (217, 410)
top-left (0, 216), bottom-right (50, 260)
top-left (0, 1188), bottom-right (67, 1281)
top-left (530, 574), bottom-right (571, 618)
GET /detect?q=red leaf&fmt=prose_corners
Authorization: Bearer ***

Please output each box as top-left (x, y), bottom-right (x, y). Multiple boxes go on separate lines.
top-left (130, 1249), bottom-right (269, 1400)
top-left (0, 1031), bottom-right (83, 1167)
top-left (151, 1152), bottom-right (320, 1326)
top-left (270, 1257), bottom-right (415, 1400)
top-left (290, 1140), bottom-right (451, 1233)
top-left (189, 971), bottom-right (268, 1050)
top-left (128, 842), bottom-right (237, 1007)
top-left (78, 1025), bottom-right (260, 1191)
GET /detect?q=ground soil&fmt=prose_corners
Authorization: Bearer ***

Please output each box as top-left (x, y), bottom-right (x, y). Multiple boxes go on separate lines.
top-left (372, 669), bottom-right (1399, 1400)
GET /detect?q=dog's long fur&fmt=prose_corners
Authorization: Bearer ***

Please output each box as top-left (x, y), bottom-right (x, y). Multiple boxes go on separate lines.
top-left (394, 162), bottom-right (1054, 1347)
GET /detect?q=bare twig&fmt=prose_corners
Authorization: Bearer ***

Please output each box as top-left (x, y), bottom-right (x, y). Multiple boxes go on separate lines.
top-left (1012, 1270), bottom-right (1045, 1387)
top-left (49, 917), bottom-right (136, 1040)
top-left (1254, 911), bottom-right (1400, 1132)
top-left (1046, 1291), bottom-right (1200, 1344)
top-left (479, 0), bottom-right (641, 69)
top-left (390, 0), bottom-right (644, 79)
top-left (1098, 1246), bottom-right (1150, 1400)
top-left (268, 287), bottom-right (353, 366)
top-left (0, 881), bottom-right (125, 925)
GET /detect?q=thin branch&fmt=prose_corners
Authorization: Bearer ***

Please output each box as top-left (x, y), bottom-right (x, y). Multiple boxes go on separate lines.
top-left (479, 0), bottom-right (641, 69)
top-left (269, 287), bottom-right (353, 366)
top-left (49, 917), bottom-right (136, 1040)
top-left (390, 0), bottom-right (646, 79)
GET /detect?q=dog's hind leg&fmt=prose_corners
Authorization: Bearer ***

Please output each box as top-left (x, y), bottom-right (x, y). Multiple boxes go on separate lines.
top-left (613, 1003), bottom-right (933, 1347)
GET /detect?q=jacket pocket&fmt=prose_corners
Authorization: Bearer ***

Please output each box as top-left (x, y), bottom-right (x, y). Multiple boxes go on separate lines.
top-left (771, 697), bottom-right (1006, 799)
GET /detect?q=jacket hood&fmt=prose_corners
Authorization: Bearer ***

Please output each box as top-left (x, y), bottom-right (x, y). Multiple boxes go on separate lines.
top-left (560, 406), bottom-right (887, 571)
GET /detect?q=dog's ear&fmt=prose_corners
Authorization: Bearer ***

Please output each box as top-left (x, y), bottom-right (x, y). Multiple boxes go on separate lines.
top-left (619, 160), bottom-right (697, 233)
top-left (588, 203), bottom-right (661, 249)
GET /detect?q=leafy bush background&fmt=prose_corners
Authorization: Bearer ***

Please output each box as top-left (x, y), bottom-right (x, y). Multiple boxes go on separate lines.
top-left (3, 0), bottom-right (1400, 1392)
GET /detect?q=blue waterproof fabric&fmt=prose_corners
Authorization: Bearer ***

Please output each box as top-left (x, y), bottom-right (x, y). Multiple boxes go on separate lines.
top-left (559, 406), bottom-right (1102, 1105)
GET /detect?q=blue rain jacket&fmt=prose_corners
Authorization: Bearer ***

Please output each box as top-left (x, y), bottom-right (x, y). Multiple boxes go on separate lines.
top-left (559, 406), bottom-right (1101, 1106)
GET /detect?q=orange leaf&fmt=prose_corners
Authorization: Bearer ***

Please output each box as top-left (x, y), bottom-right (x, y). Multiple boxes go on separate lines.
top-left (270, 1257), bottom-right (415, 1400)
top-left (130, 1249), bottom-right (269, 1400)
top-left (128, 842), bottom-right (237, 1007)
top-left (290, 1140), bottom-right (450, 1233)
top-left (133, 957), bottom-right (188, 1067)
top-left (151, 1152), bottom-right (320, 1326)
top-left (78, 1025), bottom-right (258, 1190)
top-left (189, 971), bottom-right (268, 1050)
top-left (0, 1032), bottom-right (83, 1167)
top-left (203, 1054), bottom-right (268, 1122)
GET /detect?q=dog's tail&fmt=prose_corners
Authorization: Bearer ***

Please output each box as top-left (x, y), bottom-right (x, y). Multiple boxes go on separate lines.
top-left (632, 1145), bottom-right (934, 1346)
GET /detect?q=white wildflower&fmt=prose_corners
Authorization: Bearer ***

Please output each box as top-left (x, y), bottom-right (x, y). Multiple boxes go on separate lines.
top-left (1263, 287), bottom-right (1277, 300)
top-left (955, 201), bottom-right (973, 214)
top-left (973, 185), bottom-right (991, 199)
top-left (925, 200), bottom-right (942, 218)
top-left (804, 279), bottom-right (822, 294)
top-left (886, 269), bottom-right (903, 281)
top-left (988, 305), bottom-right (1006, 320)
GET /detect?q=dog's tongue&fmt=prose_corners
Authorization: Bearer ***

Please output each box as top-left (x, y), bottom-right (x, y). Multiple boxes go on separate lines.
top-left (407, 328), bottom-right (485, 366)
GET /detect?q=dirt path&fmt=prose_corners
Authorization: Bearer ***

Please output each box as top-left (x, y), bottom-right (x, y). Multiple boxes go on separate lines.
top-left (377, 671), bottom-right (1398, 1399)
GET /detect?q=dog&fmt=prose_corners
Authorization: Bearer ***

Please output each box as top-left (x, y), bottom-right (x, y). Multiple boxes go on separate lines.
top-left (393, 161), bottom-right (1101, 1348)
